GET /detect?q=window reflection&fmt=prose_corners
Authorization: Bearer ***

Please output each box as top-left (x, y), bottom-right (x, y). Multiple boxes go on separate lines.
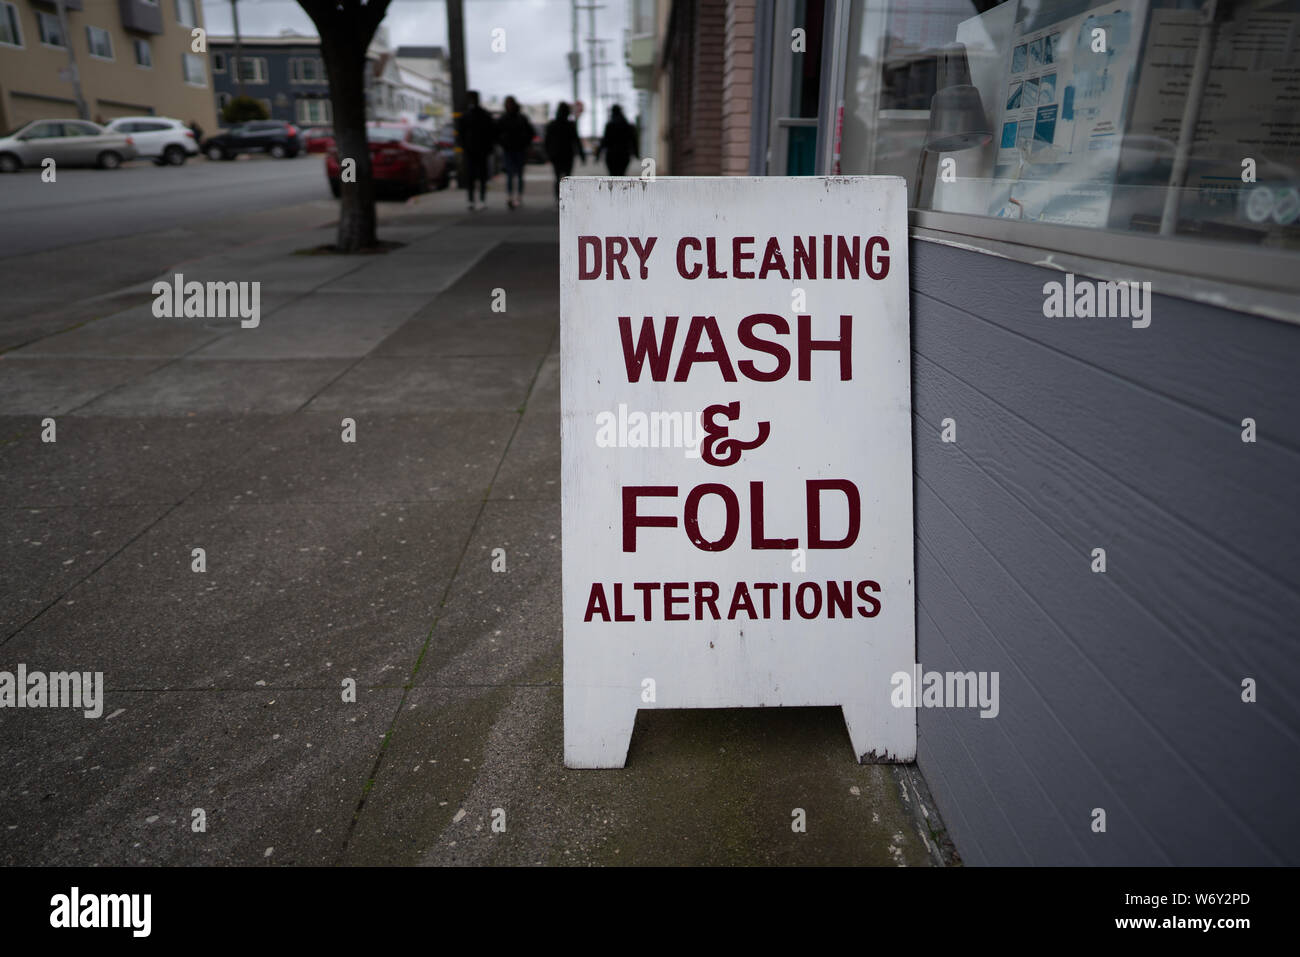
top-left (839, 0), bottom-right (1300, 250)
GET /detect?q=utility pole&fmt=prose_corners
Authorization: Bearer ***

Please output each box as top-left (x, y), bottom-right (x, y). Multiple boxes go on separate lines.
top-left (447, 0), bottom-right (466, 186)
top-left (53, 0), bottom-right (89, 120)
top-left (231, 0), bottom-right (244, 100)
top-left (447, 0), bottom-right (466, 114)
top-left (586, 2), bottom-right (600, 140)
top-left (570, 1), bottom-right (580, 108)
top-left (593, 38), bottom-right (613, 116)
top-left (575, 2), bottom-right (603, 139)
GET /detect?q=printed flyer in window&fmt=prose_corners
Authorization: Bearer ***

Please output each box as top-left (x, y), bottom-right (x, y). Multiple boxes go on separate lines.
top-left (987, 0), bottom-right (1149, 227)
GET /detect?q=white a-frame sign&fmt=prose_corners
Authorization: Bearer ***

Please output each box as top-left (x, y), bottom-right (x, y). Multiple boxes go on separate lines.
top-left (560, 176), bottom-right (915, 769)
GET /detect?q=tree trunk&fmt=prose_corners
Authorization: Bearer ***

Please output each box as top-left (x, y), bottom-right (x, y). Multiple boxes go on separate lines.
top-left (319, 31), bottom-right (376, 252)
top-left (299, 0), bottom-right (391, 252)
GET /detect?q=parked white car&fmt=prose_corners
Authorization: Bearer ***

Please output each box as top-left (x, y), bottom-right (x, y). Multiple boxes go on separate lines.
top-left (0, 119), bottom-right (137, 172)
top-left (104, 116), bottom-right (199, 166)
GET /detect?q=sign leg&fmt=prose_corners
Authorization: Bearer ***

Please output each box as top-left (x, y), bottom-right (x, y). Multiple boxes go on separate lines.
top-left (842, 702), bottom-right (916, 764)
top-left (563, 686), bottom-right (639, 769)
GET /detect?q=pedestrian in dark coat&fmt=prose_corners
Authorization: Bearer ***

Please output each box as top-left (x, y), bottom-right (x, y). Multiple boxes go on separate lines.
top-left (543, 102), bottom-right (586, 200)
top-left (496, 95), bottom-right (535, 209)
top-left (596, 104), bottom-right (639, 176)
top-left (457, 90), bottom-right (497, 210)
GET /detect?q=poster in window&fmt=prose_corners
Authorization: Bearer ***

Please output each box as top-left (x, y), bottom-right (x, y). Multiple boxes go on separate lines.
top-left (986, 0), bottom-right (1149, 228)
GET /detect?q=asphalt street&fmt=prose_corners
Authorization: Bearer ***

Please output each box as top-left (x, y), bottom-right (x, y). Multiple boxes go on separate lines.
top-left (0, 154), bottom-right (329, 258)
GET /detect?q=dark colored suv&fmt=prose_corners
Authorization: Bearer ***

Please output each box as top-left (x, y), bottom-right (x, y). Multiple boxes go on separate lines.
top-left (202, 121), bottom-right (301, 160)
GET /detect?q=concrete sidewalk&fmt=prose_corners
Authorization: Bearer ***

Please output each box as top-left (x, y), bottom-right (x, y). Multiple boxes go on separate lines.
top-left (0, 169), bottom-right (950, 865)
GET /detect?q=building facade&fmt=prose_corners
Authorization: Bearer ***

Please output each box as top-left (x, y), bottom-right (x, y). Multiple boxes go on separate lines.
top-left (627, 0), bottom-right (757, 175)
top-left (394, 45), bottom-right (451, 124)
top-left (625, 0), bottom-right (670, 172)
top-left (208, 34), bottom-right (333, 127)
top-left (641, 0), bottom-right (1300, 865)
top-left (368, 51), bottom-right (439, 126)
top-left (0, 0), bottom-right (218, 131)
top-left (208, 33), bottom-right (448, 129)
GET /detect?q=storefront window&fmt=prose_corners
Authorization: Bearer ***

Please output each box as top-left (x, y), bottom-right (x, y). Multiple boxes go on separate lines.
top-left (769, 0), bottom-right (826, 175)
top-left (837, 0), bottom-right (1300, 254)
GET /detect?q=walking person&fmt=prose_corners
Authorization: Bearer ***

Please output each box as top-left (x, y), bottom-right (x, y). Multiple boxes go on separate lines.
top-left (544, 102), bottom-right (585, 201)
top-left (456, 90), bottom-right (496, 211)
top-left (596, 104), bottom-right (639, 176)
top-left (496, 96), bottom-right (535, 209)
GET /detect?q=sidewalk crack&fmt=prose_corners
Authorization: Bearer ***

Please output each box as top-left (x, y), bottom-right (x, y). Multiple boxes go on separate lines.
top-left (338, 325), bottom-right (557, 860)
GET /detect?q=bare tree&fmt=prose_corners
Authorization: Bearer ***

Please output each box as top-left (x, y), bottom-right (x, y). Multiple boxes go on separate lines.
top-left (297, 0), bottom-right (393, 251)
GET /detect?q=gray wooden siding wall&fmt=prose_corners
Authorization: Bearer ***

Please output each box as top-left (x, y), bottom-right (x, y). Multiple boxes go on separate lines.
top-left (908, 239), bottom-right (1300, 865)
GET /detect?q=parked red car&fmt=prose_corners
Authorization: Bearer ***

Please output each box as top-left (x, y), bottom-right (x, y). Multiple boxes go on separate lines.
top-left (325, 123), bottom-right (450, 198)
top-left (303, 127), bottom-right (335, 154)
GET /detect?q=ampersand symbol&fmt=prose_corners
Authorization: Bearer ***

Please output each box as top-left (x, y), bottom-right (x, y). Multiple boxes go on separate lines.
top-left (700, 401), bottom-right (771, 467)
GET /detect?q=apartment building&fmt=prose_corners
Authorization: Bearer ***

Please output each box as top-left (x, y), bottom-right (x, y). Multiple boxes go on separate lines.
top-left (208, 33), bottom-right (443, 129)
top-left (394, 45), bottom-right (451, 123)
top-left (207, 34), bottom-right (333, 127)
top-left (0, 0), bottom-right (218, 130)
top-left (370, 50), bottom-right (438, 125)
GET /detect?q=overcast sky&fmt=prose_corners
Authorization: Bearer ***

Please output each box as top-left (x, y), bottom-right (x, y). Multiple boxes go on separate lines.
top-left (202, 0), bottom-right (635, 135)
